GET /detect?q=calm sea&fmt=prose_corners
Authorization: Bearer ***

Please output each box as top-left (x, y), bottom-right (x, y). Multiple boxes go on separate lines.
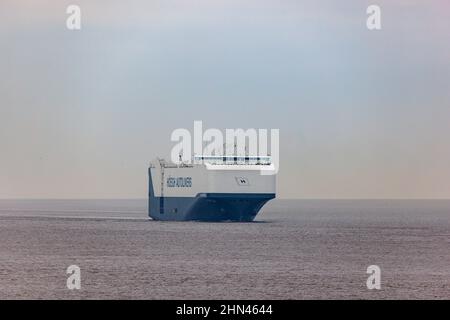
top-left (0, 199), bottom-right (449, 299)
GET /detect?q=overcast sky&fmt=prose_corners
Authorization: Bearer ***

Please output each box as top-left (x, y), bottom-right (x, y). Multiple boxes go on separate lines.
top-left (1, 0), bottom-right (449, 199)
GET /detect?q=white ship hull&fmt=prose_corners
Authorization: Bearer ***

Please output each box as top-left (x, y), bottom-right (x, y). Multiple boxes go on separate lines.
top-left (148, 158), bottom-right (276, 221)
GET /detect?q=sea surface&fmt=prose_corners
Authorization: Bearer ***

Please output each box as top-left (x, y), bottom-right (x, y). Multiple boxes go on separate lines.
top-left (0, 199), bottom-right (449, 299)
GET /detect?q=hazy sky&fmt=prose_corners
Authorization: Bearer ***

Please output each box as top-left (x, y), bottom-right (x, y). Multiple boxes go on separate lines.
top-left (1, 0), bottom-right (449, 199)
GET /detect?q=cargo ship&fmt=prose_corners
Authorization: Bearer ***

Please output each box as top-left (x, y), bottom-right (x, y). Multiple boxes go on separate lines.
top-left (148, 155), bottom-right (276, 221)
